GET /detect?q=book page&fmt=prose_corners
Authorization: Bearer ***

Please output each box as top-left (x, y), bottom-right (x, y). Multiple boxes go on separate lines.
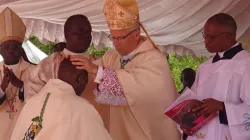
top-left (164, 88), bottom-right (217, 132)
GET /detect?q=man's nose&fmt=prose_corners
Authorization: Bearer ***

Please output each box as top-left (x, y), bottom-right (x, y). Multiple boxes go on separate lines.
top-left (113, 39), bottom-right (120, 46)
top-left (204, 38), bottom-right (211, 45)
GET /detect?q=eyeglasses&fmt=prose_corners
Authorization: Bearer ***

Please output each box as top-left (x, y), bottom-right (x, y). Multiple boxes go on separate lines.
top-left (108, 29), bottom-right (137, 41)
top-left (202, 32), bottom-right (232, 40)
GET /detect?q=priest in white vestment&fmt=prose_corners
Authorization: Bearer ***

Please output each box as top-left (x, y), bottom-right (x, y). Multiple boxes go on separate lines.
top-left (0, 7), bottom-right (35, 140)
top-left (70, 0), bottom-right (181, 140)
top-left (11, 59), bottom-right (112, 140)
top-left (25, 14), bottom-right (96, 99)
top-left (181, 13), bottom-right (250, 140)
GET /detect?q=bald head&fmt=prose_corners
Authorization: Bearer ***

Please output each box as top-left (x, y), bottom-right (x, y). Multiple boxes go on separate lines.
top-left (207, 13), bottom-right (237, 34)
top-left (58, 58), bottom-right (88, 96)
top-left (204, 13), bottom-right (238, 53)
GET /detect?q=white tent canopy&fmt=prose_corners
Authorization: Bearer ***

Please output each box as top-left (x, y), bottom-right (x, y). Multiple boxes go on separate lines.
top-left (1, 0), bottom-right (250, 57)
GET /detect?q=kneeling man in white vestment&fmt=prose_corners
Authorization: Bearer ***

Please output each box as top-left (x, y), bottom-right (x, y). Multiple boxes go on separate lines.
top-left (11, 59), bottom-right (112, 140)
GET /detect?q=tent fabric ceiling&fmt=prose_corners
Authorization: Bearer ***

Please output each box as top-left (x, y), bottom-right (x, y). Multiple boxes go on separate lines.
top-left (0, 0), bottom-right (250, 57)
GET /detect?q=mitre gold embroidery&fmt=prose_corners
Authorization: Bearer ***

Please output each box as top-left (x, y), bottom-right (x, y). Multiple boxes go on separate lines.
top-left (104, 0), bottom-right (138, 30)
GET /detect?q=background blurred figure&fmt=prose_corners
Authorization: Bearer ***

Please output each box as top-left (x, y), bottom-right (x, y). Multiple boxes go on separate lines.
top-left (179, 68), bottom-right (196, 94)
top-left (179, 68), bottom-right (196, 140)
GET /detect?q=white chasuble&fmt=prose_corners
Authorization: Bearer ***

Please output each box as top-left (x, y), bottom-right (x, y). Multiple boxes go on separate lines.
top-left (12, 79), bottom-right (112, 140)
top-left (93, 38), bottom-right (181, 140)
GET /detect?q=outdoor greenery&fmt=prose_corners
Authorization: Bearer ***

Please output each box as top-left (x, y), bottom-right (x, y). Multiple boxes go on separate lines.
top-left (29, 35), bottom-right (111, 56)
top-left (168, 54), bottom-right (207, 91)
top-left (29, 35), bottom-right (207, 91)
top-left (29, 36), bottom-right (55, 55)
top-left (87, 44), bottom-right (112, 57)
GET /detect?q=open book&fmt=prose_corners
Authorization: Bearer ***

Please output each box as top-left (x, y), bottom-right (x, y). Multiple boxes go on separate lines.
top-left (164, 88), bottom-right (217, 132)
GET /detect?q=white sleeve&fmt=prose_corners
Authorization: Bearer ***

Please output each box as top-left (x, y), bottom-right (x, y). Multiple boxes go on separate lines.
top-left (94, 66), bottom-right (104, 84)
top-left (224, 62), bottom-right (250, 140)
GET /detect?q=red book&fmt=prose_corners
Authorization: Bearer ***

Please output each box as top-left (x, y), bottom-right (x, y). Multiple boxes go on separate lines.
top-left (164, 88), bottom-right (217, 132)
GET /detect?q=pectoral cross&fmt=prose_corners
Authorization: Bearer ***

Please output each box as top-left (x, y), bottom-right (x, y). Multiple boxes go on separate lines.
top-left (6, 105), bottom-right (17, 120)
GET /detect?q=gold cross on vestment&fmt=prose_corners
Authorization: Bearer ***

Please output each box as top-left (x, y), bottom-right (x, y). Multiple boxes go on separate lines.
top-left (110, 22), bottom-right (116, 27)
top-left (118, 11), bottom-right (124, 17)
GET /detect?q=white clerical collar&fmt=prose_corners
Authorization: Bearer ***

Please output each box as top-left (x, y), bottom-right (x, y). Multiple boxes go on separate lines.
top-left (121, 49), bottom-right (136, 61)
top-left (63, 48), bottom-right (85, 56)
top-left (121, 40), bottom-right (142, 61)
top-left (218, 42), bottom-right (239, 57)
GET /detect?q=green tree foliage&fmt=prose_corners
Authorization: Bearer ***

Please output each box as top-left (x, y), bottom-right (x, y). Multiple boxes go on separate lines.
top-left (29, 36), bottom-right (111, 56)
top-left (29, 35), bottom-right (55, 55)
top-left (87, 44), bottom-right (112, 57)
top-left (168, 54), bottom-right (207, 91)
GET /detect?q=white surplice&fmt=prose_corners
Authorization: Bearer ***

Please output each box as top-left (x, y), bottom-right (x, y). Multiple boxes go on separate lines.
top-left (189, 50), bottom-right (250, 140)
top-left (11, 79), bottom-right (112, 140)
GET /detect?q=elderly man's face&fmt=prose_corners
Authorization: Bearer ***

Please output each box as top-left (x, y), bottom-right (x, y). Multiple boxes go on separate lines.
top-left (0, 40), bottom-right (22, 65)
top-left (203, 21), bottom-right (232, 53)
top-left (110, 28), bottom-right (139, 56)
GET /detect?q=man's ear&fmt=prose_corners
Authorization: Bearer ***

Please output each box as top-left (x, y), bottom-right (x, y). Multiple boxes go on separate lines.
top-left (82, 80), bottom-right (88, 89)
top-left (225, 33), bottom-right (235, 40)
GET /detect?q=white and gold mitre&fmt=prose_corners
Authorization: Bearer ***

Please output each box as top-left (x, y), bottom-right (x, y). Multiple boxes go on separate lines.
top-left (0, 7), bottom-right (26, 44)
top-left (104, 0), bottom-right (139, 30)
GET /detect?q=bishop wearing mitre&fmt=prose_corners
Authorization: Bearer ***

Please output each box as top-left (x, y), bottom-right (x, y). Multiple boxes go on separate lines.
top-left (70, 0), bottom-right (181, 140)
top-left (0, 7), bottom-right (35, 140)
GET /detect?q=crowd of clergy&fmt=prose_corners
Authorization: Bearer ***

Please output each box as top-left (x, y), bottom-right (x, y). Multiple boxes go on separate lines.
top-left (0, 0), bottom-right (249, 140)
